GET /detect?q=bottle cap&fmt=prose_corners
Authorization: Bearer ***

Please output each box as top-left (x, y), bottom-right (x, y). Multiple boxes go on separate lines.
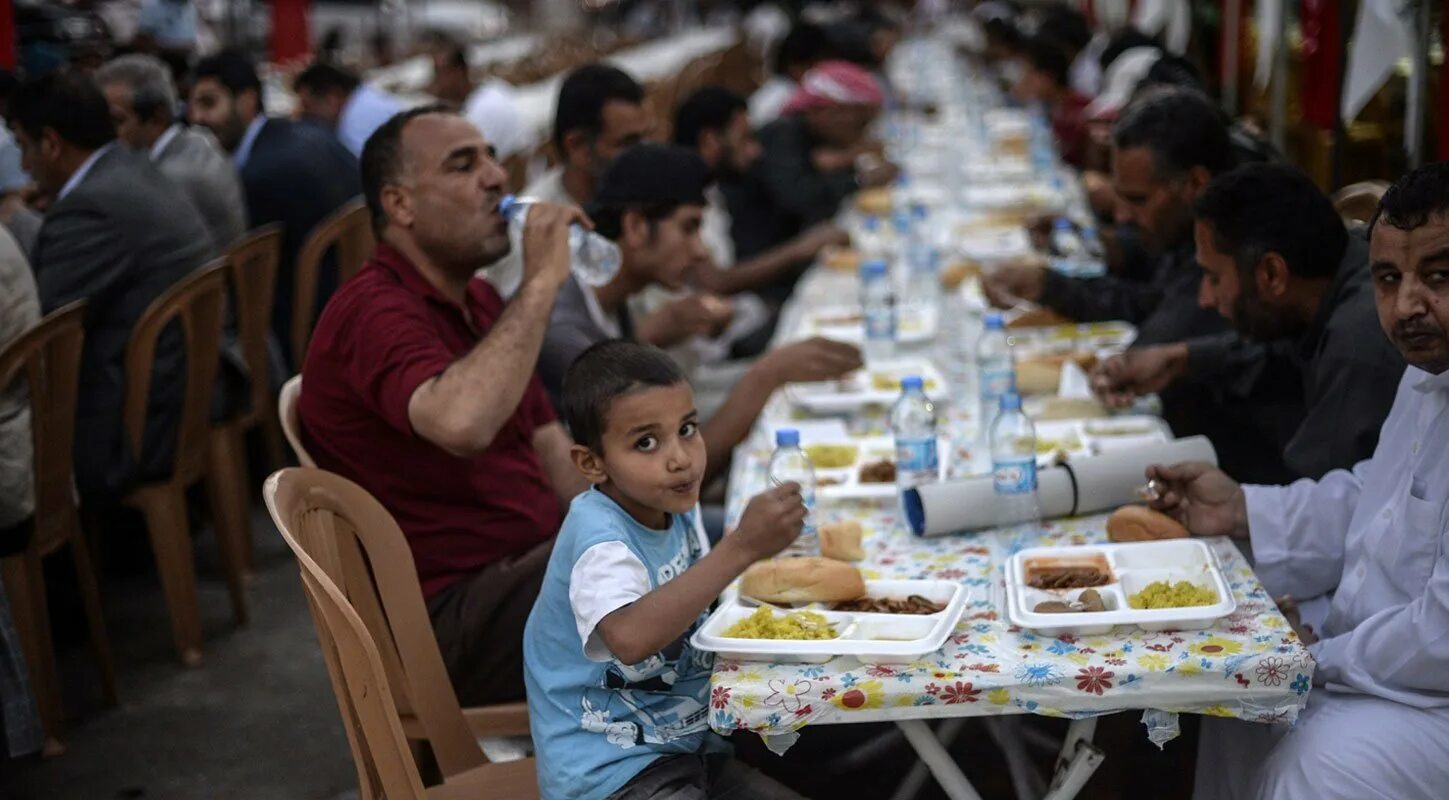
top-left (901, 375), bottom-right (923, 391)
top-left (998, 392), bottom-right (1023, 411)
top-left (984, 313), bottom-right (1005, 330)
top-left (498, 194), bottom-right (520, 220)
top-left (863, 215), bottom-right (880, 231)
top-left (1053, 218), bottom-right (1072, 230)
top-left (861, 259), bottom-right (889, 277)
top-left (775, 429), bottom-right (800, 447)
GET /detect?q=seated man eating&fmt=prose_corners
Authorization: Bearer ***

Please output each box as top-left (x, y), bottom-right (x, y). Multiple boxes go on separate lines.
top-left (299, 106), bottom-right (590, 705)
top-left (1147, 163), bottom-right (1449, 799)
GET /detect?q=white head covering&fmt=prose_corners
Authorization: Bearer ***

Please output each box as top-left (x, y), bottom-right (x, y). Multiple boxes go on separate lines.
top-left (1085, 46), bottom-right (1163, 120)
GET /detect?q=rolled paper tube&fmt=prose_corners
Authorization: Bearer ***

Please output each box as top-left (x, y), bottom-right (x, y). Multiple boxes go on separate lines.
top-left (903, 436), bottom-right (1218, 536)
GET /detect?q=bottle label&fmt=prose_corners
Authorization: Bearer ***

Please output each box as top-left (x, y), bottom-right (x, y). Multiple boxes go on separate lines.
top-left (980, 366), bottom-right (1014, 398)
top-left (895, 436), bottom-right (939, 477)
top-left (864, 302), bottom-right (897, 341)
top-left (993, 458), bottom-right (1037, 495)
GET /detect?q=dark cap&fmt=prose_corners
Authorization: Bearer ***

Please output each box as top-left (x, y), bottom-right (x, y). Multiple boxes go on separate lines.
top-left (592, 144), bottom-right (709, 208)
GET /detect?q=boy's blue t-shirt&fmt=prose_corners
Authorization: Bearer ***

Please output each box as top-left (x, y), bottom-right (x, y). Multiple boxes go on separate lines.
top-left (524, 488), bottom-right (727, 800)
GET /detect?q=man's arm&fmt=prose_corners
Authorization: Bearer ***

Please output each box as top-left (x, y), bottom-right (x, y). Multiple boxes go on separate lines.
top-left (407, 204), bottom-right (583, 457)
top-left (533, 421), bottom-right (590, 506)
top-left (695, 223), bottom-right (845, 296)
top-left (1037, 270), bottom-right (1164, 324)
top-left (1243, 459), bottom-right (1373, 600)
top-left (32, 202), bottom-right (131, 312)
top-left (756, 127), bottom-right (859, 226)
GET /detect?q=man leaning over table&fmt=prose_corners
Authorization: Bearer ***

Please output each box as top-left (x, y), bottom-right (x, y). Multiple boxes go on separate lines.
top-left (1146, 163), bottom-right (1449, 800)
top-left (298, 106), bottom-right (591, 706)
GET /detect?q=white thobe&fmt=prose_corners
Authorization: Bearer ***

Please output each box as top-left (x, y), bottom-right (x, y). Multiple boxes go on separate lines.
top-left (1196, 367), bottom-right (1449, 799)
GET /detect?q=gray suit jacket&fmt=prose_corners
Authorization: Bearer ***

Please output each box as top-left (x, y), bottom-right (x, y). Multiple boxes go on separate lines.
top-left (153, 125), bottom-right (248, 249)
top-left (32, 145), bottom-right (216, 498)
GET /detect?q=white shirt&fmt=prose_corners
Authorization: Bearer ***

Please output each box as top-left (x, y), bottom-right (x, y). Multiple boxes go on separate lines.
top-left (148, 123), bottom-right (183, 161)
top-left (57, 142), bottom-right (117, 201)
top-left (748, 76), bottom-right (797, 130)
top-left (1244, 367), bottom-right (1449, 708)
top-left (337, 84), bottom-right (404, 157)
top-left (701, 185), bottom-right (734, 268)
top-left (232, 115), bottom-right (267, 169)
top-left (463, 79), bottom-right (529, 160)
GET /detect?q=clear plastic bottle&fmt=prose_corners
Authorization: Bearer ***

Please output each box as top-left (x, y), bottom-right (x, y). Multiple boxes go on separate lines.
top-left (858, 214), bottom-right (887, 262)
top-left (976, 312), bottom-right (1015, 438)
top-left (768, 429), bottom-right (817, 550)
top-left (990, 392), bottom-right (1042, 527)
top-left (500, 194), bottom-right (621, 287)
top-left (890, 376), bottom-right (939, 497)
top-left (903, 203), bottom-right (939, 309)
top-left (860, 259), bottom-right (897, 363)
top-left (1051, 218), bottom-right (1083, 259)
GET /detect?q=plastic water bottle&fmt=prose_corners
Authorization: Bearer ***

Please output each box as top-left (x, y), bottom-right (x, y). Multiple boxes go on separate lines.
top-left (768, 429), bottom-right (817, 550)
top-left (976, 313), bottom-right (1015, 439)
top-left (990, 393), bottom-right (1042, 526)
top-left (903, 204), bottom-right (939, 309)
top-left (858, 214), bottom-right (887, 261)
top-left (860, 259), bottom-right (897, 362)
top-left (890, 376), bottom-right (939, 497)
top-left (1051, 218), bottom-right (1083, 259)
top-left (500, 194), bottom-right (620, 287)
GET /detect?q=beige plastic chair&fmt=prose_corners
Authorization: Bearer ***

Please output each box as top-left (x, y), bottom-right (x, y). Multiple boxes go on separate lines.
top-left (277, 375), bottom-right (315, 468)
top-left (263, 468), bottom-right (535, 798)
top-left (0, 301), bottom-right (115, 755)
top-left (293, 198), bottom-right (374, 364)
top-left (1332, 180), bottom-right (1390, 227)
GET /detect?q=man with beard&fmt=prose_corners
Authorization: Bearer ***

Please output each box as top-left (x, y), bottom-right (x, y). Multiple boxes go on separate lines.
top-left (1147, 162), bottom-right (1449, 800)
top-left (298, 106), bottom-right (591, 705)
top-left (1092, 164), bottom-right (1403, 480)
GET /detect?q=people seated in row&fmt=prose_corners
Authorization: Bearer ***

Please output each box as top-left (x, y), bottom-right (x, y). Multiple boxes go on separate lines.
top-left (748, 22), bottom-right (830, 129)
top-left (536, 143), bottom-right (861, 485)
top-left (1010, 34), bottom-right (1091, 169)
top-left (298, 106), bottom-right (588, 705)
top-left (96, 54), bottom-right (248, 250)
top-left (293, 61), bottom-right (404, 159)
top-left (189, 49), bottom-right (363, 370)
top-left (1093, 163), bottom-right (1403, 479)
top-left (1153, 163), bottom-right (1449, 800)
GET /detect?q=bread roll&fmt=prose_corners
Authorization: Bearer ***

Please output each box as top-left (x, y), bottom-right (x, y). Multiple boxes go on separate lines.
top-left (1107, 505), bottom-right (1189, 542)
top-left (854, 188), bottom-right (893, 216)
top-left (740, 557), bottom-right (866, 604)
top-left (1015, 357), bottom-right (1064, 395)
top-left (1037, 396), bottom-right (1108, 420)
top-left (822, 247), bottom-right (862, 273)
top-left (819, 520), bottom-right (865, 561)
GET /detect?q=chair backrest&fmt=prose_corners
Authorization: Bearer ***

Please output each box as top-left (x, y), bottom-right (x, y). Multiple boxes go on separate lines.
top-left (0, 301), bottom-right (86, 554)
top-left (1332, 180), bottom-right (1390, 226)
top-left (277, 374), bottom-right (316, 467)
top-left (123, 260), bottom-right (228, 486)
top-left (293, 199), bottom-right (374, 364)
top-left (226, 224), bottom-right (284, 427)
top-left (263, 468), bottom-right (487, 779)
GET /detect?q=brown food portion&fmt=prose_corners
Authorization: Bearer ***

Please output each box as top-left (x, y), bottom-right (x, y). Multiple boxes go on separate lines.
top-left (818, 476), bottom-right (844, 486)
top-left (1024, 554), bottom-right (1113, 589)
top-left (830, 594), bottom-right (946, 615)
top-left (859, 459), bottom-right (897, 483)
top-left (1032, 589), bottom-right (1107, 615)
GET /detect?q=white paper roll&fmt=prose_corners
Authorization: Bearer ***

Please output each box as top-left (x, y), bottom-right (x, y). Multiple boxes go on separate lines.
top-left (905, 436), bottom-right (1218, 536)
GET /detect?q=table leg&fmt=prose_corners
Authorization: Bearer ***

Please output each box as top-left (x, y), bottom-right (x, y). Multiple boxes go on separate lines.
top-left (984, 717), bottom-right (1048, 800)
top-left (1042, 718), bottom-right (1105, 800)
top-left (895, 719), bottom-right (984, 800)
top-left (889, 719), bottom-right (965, 800)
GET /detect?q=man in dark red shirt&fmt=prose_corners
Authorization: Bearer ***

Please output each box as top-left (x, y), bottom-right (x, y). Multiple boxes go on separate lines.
top-left (299, 104), bottom-right (590, 705)
top-left (1011, 34), bottom-right (1092, 169)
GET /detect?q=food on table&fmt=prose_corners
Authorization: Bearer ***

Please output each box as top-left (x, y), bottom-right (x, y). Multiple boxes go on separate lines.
top-left (1030, 588), bottom-right (1107, 614)
top-left (819, 520), bottom-right (865, 562)
top-left (1106, 505), bottom-right (1189, 542)
top-left (1077, 588), bottom-right (1107, 612)
top-left (740, 557), bottom-right (867, 604)
top-left (831, 594), bottom-right (945, 614)
top-left (722, 606), bottom-right (838, 640)
top-left (1024, 553), bottom-right (1113, 589)
top-left (822, 247), bottom-right (863, 272)
top-left (1033, 600), bottom-right (1078, 613)
top-left (1036, 396), bottom-right (1109, 420)
top-left (817, 476), bottom-right (844, 487)
top-left (939, 260), bottom-right (982, 289)
top-left (1019, 434), bottom-right (1084, 454)
top-left (1015, 352), bottom-right (1098, 395)
top-left (1085, 421), bottom-right (1156, 437)
top-left (854, 187), bottom-right (893, 216)
top-left (869, 373), bottom-right (939, 392)
top-left (858, 459), bottom-right (897, 483)
top-left (1128, 580), bottom-right (1218, 609)
top-left (803, 443), bottom-right (858, 469)
top-left (815, 311), bottom-right (864, 327)
top-left (1005, 306), bottom-right (1074, 330)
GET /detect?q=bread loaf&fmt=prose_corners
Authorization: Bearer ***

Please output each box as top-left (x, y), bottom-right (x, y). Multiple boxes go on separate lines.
top-left (819, 520), bottom-right (865, 561)
top-left (739, 557), bottom-right (866, 604)
top-left (1106, 505), bottom-right (1189, 542)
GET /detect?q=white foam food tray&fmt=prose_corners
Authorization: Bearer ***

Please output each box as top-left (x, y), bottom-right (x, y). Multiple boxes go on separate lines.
top-left (692, 579), bottom-right (969, 664)
top-left (801, 304), bottom-right (938, 345)
top-left (1005, 321), bottom-right (1138, 355)
top-left (1005, 540), bottom-right (1236, 637)
top-left (802, 436), bottom-right (949, 500)
top-left (787, 359), bottom-right (949, 413)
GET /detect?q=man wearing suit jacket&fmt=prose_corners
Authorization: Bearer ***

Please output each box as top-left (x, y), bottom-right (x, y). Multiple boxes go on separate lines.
top-left (96, 54), bottom-right (248, 249)
top-left (189, 49), bottom-right (362, 369)
top-left (8, 72), bottom-right (215, 499)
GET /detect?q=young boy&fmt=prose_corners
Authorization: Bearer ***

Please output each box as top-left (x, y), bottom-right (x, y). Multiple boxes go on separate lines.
top-left (524, 340), bottom-right (806, 800)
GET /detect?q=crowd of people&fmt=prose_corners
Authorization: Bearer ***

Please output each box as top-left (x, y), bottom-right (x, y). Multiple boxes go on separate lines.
top-left (1, 1), bottom-right (1448, 799)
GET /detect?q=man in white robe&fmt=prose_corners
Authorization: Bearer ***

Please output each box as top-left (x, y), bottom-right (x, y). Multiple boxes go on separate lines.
top-left (1148, 162), bottom-right (1449, 799)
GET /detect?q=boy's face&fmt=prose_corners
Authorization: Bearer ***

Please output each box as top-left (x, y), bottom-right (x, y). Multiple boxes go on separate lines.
top-left (573, 382), bottom-right (707, 527)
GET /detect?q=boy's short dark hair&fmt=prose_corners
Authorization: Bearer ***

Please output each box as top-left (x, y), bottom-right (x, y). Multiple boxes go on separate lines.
top-left (562, 340), bottom-right (686, 452)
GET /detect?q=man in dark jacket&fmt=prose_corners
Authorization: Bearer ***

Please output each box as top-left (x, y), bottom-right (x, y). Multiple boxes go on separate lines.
top-left (189, 49), bottom-right (362, 369)
top-left (10, 72), bottom-right (215, 498)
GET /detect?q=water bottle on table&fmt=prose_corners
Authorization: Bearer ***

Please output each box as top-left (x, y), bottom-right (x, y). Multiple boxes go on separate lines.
top-left (499, 194), bottom-right (621, 286)
top-left (768, 429), bottom-right (818, 552)
top-left (903, 204), bottom-right (939, 309)
top-left (891, 376), bottom-right (940, 501)
top-left (976, 312), bottom-right (1015, 438)
top-left (990, 392), bottom-right (1042, 527)
top-left (860, 259), bottom-right (897, 363)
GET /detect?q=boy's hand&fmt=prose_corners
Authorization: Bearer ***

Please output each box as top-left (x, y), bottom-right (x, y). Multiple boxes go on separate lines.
top-left (729, 483), bottom-right (806, 562)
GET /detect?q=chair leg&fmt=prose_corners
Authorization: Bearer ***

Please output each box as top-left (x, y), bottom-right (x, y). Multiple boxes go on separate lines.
top-left (135, 488), bottom-right (205, 667)
top-left (68, 528), bottom-right (117, 705)
top-left (2, 553), bottom-right (66, 755)
top-left (207, 426), bottom-right (252, 624)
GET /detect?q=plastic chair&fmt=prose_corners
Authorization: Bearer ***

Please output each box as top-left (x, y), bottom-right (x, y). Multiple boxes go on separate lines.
top-left (278, 374), bottom-right (315, 468)
top-left (1331, 180), bottom-right (1390, 227)
top-left (264, 468), bottom-right (536, 799)
top-left (119, 261), bottom-right (250, 666)
top-left (293, 199), bottom-right (374, 365)
top-left (0, 301), bottom-right (115, 755)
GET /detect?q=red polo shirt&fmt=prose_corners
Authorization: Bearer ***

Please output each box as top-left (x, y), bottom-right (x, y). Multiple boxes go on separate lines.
top-left (298, 244), bottom-right (562, 599)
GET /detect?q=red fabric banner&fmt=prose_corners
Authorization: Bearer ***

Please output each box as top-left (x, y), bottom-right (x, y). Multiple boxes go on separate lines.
top-left (1300, 0), bottom-right (1342, 131)
top-left (0, 0), bottom-right (15, 70)
top-left (270, 0), bottom-right (311, 64)
top-left (1440, 5), bottom-right (1449, 159)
